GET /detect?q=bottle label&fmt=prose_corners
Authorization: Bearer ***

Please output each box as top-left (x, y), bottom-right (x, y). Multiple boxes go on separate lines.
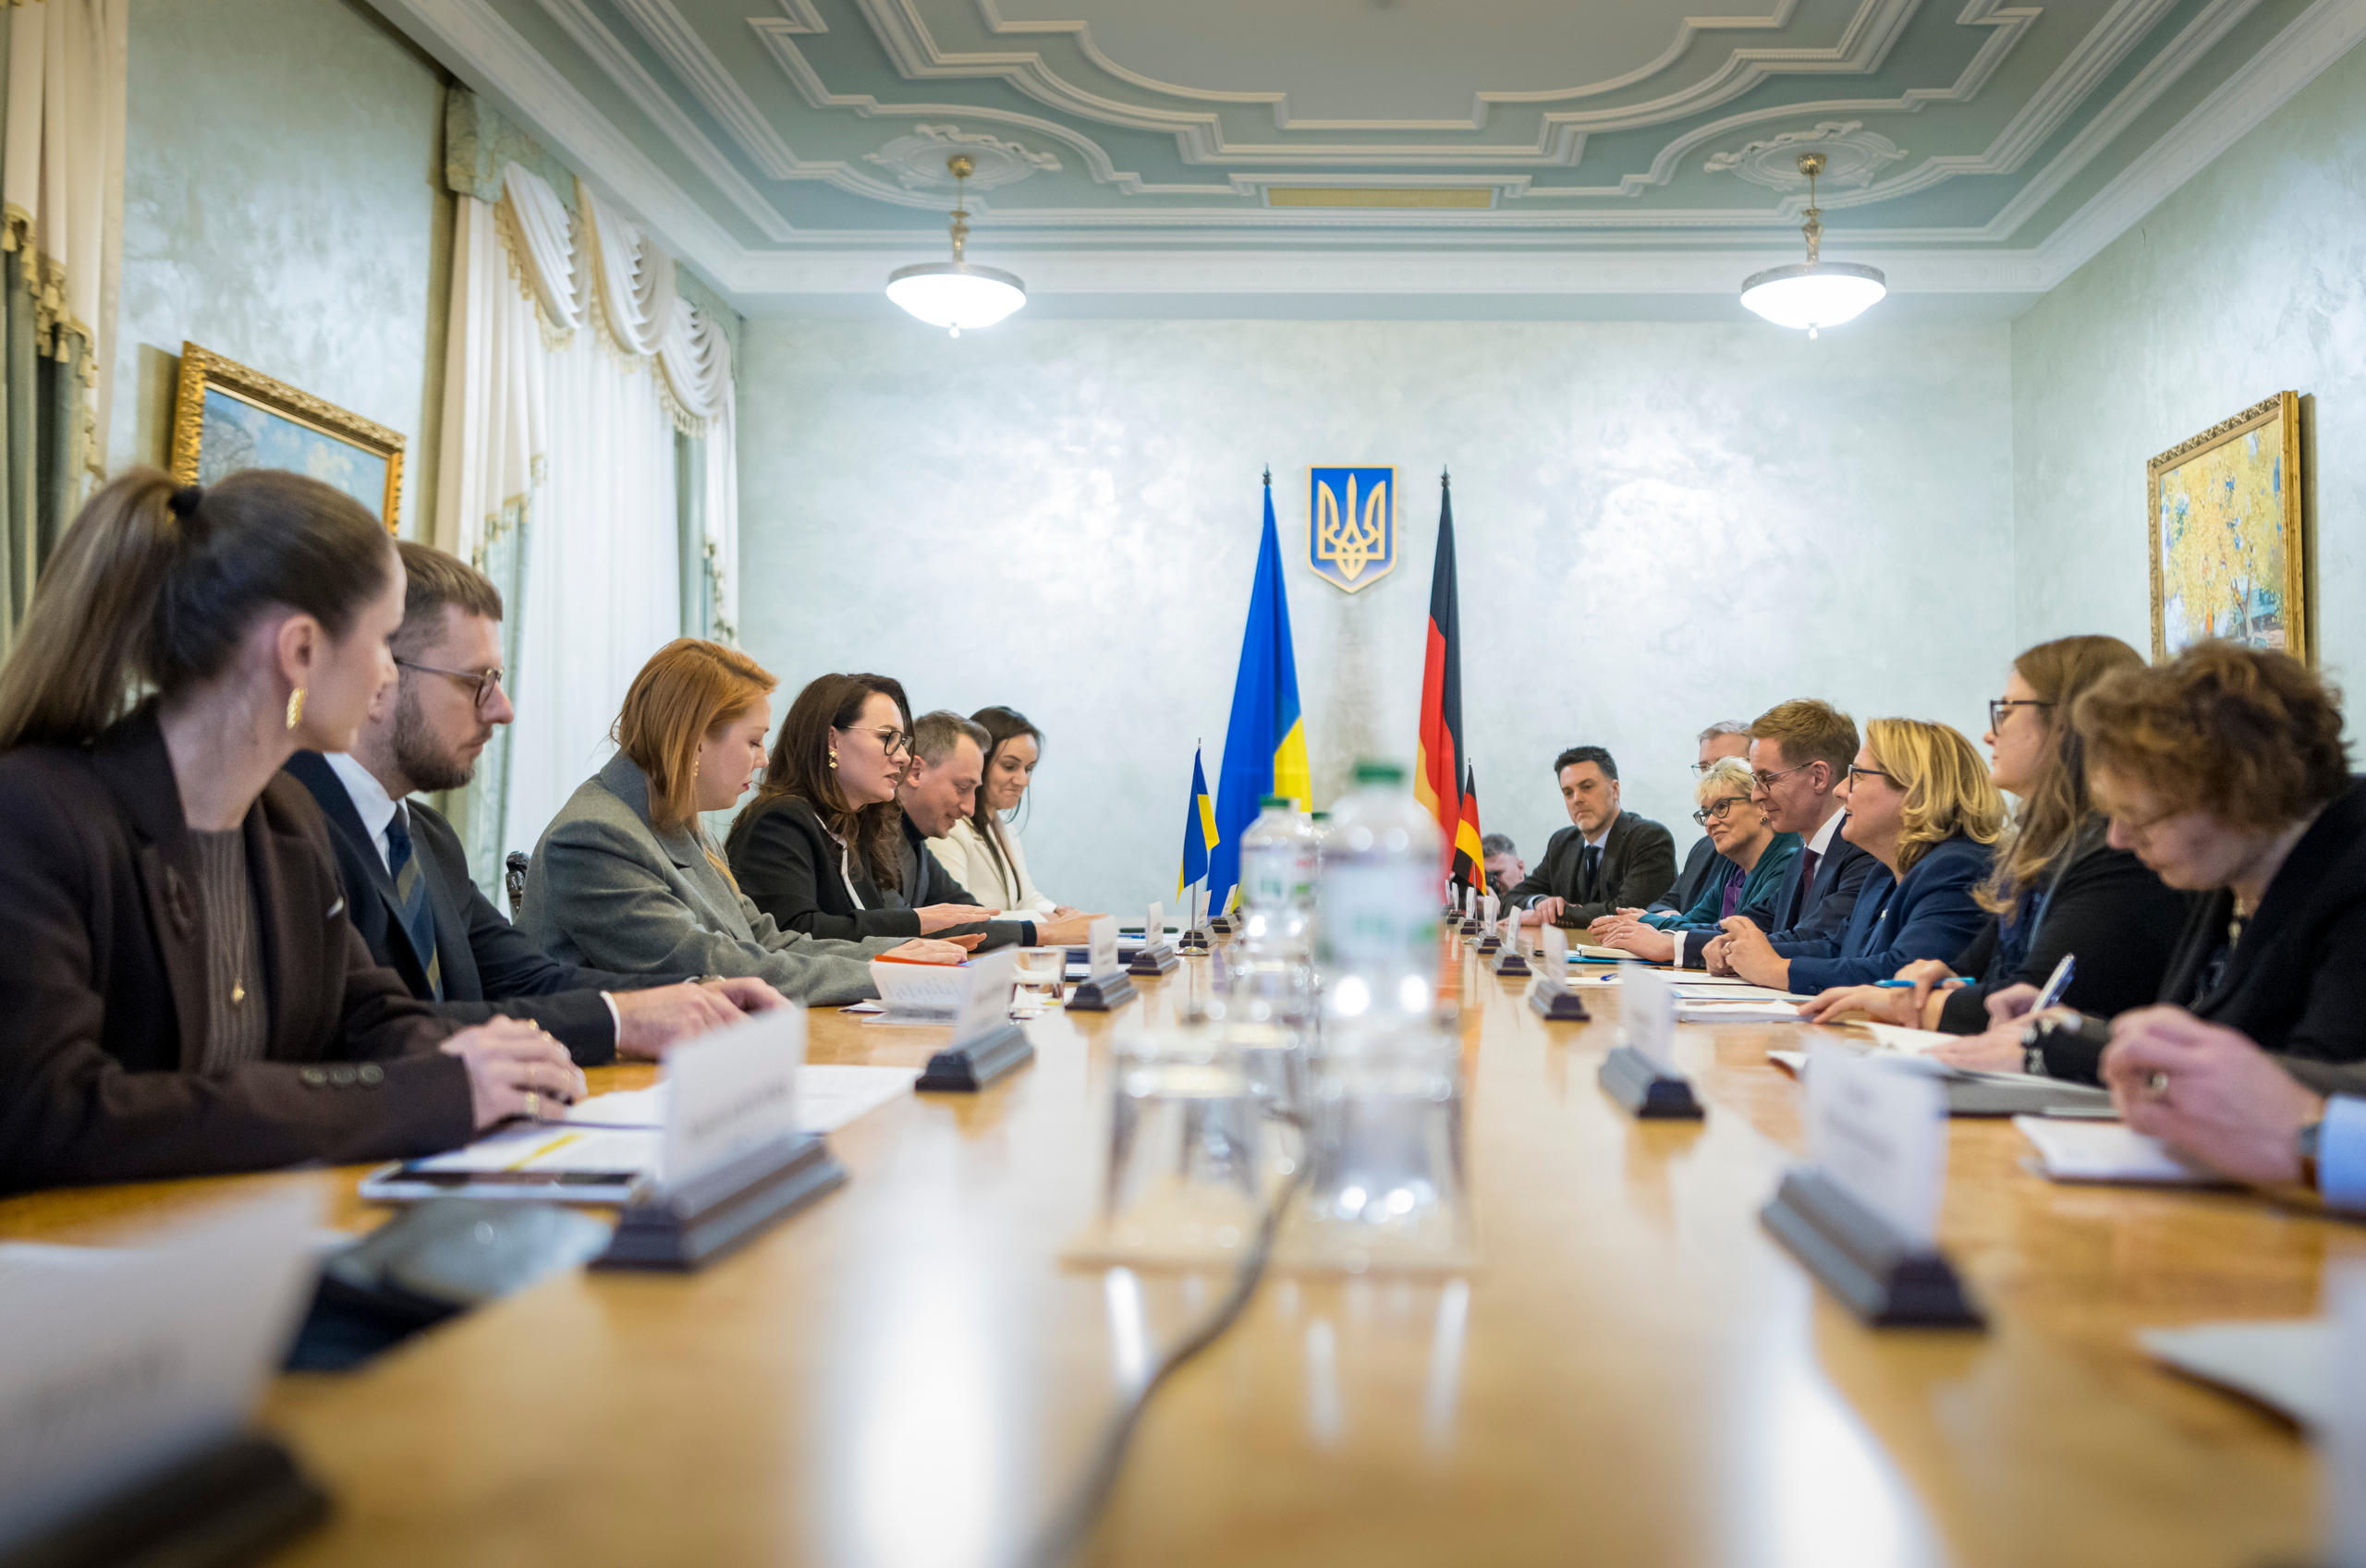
top-left (1319, 862), bottom-right (1439, 966)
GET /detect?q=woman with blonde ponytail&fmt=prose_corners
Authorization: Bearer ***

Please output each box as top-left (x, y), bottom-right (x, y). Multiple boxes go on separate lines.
top-left (0, 468), bottom-right (584, 1193)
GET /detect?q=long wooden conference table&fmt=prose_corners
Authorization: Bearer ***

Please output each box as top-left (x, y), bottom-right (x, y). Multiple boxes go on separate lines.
top-left (0, 937), bottom-right (2348, 1567)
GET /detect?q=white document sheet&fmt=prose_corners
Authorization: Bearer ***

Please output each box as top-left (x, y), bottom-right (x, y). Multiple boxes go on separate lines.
top-left (2140, 1319), bottom-right (2330, 1428)
top-left (567, 1065), bottom-right (919, 1136)
top-left (2012, 1116), bottom-right (2229, 1186)
top-left (1676, 998), bottom-right (1804, 1023)
top-left (1675, 983), bottom-right (1807, 1003)
top-left (1863, 1023), bottom-right (1960, 1055)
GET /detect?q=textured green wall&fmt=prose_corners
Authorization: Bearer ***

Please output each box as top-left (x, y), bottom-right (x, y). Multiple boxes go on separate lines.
top-left (2012, 38), bottom-right (2366, 686)
top-left (104, 0), bottom-right (452, 538)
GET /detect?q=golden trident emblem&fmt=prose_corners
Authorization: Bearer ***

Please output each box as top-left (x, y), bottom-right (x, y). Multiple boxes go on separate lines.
top-left (1314, 471), bottom-right (1388, 585)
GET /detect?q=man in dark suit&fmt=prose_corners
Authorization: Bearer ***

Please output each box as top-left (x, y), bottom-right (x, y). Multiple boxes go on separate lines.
top-left (1480, 833), bottom-right (1525, 906)
top-left (287, 543), bottom-right (782, 1066)
top-left (889, 711), bottom-right (1095, 949)
top-left (1506, 746), bottom-right (1677, 930)
top-left (1692, 699), bottom-right (1884, 973)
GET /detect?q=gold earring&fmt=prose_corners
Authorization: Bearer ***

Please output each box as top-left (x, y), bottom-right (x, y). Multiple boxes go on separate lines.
top-left (285, 687), bottom-right (306, 731)
top-left (828, 748), bottom-right (839, 770)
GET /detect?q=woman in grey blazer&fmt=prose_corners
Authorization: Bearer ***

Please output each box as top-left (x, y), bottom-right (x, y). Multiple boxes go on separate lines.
top-left (520, 639), bottom-right (963, 1005)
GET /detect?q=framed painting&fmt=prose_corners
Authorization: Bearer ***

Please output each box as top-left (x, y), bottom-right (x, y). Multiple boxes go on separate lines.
top-left (2147, 391), bottom-right (2306, 663)
top-left (169, 343), bottom-right (404, 529)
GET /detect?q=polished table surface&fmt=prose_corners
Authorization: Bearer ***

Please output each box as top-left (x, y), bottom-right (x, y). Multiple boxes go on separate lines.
top-left (3, 940), bottom-right (2356, 1567)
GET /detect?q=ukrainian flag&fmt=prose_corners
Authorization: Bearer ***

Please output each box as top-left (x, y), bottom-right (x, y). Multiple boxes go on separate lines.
top-left (1178, 744), bottom-right (1217, 898)
top-left (1207, 475), bottom-right (1311, 913)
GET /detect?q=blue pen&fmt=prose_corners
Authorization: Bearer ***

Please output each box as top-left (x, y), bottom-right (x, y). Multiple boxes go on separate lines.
top-left (1873, 976), bottom-right (1972, 988)
top-left (2030, 953), bottom-right (2077, 1013)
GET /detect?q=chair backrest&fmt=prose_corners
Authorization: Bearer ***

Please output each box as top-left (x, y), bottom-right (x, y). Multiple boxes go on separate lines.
top-left (505, 851), bottom-right (531, 920)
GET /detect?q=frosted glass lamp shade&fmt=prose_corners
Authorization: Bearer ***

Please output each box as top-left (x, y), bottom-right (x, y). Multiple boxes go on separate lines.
top-left (885, 261), bottom-right (1027, 334)
top-left (1738, 261), bottom-right (1887, 334)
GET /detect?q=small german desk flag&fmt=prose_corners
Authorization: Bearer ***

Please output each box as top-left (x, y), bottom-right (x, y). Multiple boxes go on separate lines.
top-left (1178, 744), bottom-right (1217, 898)
top-left (1414, 471), bottom-right (1466, 881)
top-left (1456, 764), bottom-right (1484, 888)
top-left (1208, 472), bottom-right (1311, 913)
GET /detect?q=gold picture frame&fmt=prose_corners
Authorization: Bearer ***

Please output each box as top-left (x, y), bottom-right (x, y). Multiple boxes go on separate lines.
top-left (169, 342), bottom-right (405, 530)
top-left (2146, 391), bottom-right (2306, 663)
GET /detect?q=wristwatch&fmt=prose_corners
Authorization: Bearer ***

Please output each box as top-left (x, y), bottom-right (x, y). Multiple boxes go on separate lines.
top-left (2020, 1011), bottom-right (2112, 1077)
top-left (2298, 1120), bottom-right (2324, 1191)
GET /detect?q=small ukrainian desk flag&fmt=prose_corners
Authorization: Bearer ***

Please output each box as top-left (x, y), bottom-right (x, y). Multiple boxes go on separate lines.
top-left (1178, 744), bottom-right (1217, 898)
top-left (1208, 472), bottom-right (1311, 914)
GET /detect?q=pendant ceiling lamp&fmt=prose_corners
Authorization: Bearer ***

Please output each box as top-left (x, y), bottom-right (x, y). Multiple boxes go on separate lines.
top-left (886, 154), bottom-right (1027, 337)
top-left (1739, 152), bottom-right (1886, 338)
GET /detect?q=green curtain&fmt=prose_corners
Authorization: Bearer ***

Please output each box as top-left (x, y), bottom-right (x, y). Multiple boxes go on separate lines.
top-left (0, 253), bottom-right (91, 660)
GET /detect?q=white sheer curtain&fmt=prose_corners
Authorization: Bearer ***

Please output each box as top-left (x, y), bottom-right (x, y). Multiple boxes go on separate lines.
top-left (434, 163), bottom-right (739, 875)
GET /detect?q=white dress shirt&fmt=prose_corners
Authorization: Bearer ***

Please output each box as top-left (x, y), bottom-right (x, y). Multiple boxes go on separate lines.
top-left (324, 751), bottom-right (404, 871)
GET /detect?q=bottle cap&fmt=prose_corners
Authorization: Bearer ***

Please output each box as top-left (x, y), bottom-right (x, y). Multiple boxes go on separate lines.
top-left (1260, 794), bottom-right (1290, 808)
top-left (1352, 760), bottom-right (1406, 785)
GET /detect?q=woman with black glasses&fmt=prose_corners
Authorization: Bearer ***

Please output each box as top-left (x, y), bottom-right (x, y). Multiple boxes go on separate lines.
top-left (1593, 759), bottom-right (1798, 962)
top-left (1799, 635), bottom-right (2187, 1046)
top-left (726, 672), bottom-right (994, 943)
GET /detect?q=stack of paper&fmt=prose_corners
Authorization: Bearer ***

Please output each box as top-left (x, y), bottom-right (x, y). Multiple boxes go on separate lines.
top-left (1676, 997), bottom-right (1804, 1023)
top-left (1862, 1023), bottom-right (1958, 1055)
top-left (2013, 1116), bottom-right (2229, 1186)
top-left (2140, 1319), bottom-right (2330, 1427)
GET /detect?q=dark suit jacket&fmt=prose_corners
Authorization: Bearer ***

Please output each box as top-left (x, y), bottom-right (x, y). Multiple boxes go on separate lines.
top-left (725, 794), bottom-right (1031, 950)
top-left (286, 751), bottom-right (676, 1065)
top-left (1783, 834), bottom-right (1994, 992)
top-left (0, 711), bottom-right (472, 1194)
top-left (1507, 810), bottom-right (1677, 928)
top-left (1651, 834), bottom-right (1728, 916)
top-left (1680, 814), bottom-right (1884, 968)
top-left (2037, 778), bottom-right (2366, 1083)
top-left (1936, 824), bottom-right (2190, 1034)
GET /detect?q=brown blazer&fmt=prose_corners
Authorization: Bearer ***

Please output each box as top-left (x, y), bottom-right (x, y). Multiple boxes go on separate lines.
top-left (0, 709), bottom-right (474, 1193)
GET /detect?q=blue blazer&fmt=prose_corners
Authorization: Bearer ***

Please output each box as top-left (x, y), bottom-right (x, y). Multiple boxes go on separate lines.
top-left (1784, 833), bottom-right (1995, 992)
top-left (1680, 815), bottom-right (1885, 968)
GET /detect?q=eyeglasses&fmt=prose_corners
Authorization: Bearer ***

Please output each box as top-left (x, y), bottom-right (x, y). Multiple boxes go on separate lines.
top-left (1690, 796), bottom-right (1750, 825)
top-left (1749, 761), bottom-right (1813, 792)
top-left (1988, 697), bottom-right (2055, 733)
top-left (396, 657), bottom-right (505, 709)
top-left (836, 724), bottom-right (911, 760)
top-left (1846, 764), bottom-right (1898, 788)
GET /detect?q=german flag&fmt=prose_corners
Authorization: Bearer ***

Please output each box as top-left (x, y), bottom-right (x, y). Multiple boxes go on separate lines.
top-left (1413, 471), bottom-right (1465, 881)
top-left (1456, 764), bottom-right (1484, 890)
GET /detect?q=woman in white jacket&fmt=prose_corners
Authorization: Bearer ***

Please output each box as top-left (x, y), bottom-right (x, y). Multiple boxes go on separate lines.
top-left (929, 706), bottom-right (1079, 920)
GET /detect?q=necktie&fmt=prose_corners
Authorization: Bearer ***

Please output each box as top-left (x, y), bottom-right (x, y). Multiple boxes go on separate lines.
top-left (1581, 844), bottom-right (1603, 898)
top-left (1790, 848), bottom-right (1822, 924)
top-left (386, 805), bottom-right (445, 1001)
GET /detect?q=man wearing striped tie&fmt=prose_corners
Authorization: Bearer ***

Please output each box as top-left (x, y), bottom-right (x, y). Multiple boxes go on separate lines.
top-left (286, 543), bottom-right (781, 1064)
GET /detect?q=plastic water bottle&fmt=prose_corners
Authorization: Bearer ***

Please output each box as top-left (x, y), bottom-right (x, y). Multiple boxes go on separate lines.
top-left (1305, 761), bottom-right (1467, 1266)
top-left (1226, 796), bottom-right (1319, 1129)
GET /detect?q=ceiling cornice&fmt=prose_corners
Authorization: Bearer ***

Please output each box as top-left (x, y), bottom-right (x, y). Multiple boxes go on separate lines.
top-left (373, 0), bottom-right (2366, 314)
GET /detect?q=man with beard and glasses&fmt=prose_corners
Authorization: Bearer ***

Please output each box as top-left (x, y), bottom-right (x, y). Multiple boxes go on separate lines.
top-left (285, 542), bottom-right (783, 1064)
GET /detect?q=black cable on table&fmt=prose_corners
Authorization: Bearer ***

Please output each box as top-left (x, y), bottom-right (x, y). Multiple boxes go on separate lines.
top-left (1024, 1161), bottom-right (1311, 1568)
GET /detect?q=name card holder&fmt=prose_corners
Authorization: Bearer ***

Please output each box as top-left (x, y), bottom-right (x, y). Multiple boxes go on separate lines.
top-left (1493, 918), bottom-right (1533, 978)
top-left (916, 950), bottom-right (1034, 1091)
top-left (6, 1431), bottom-right (329, 1568)
top-left (598, 1013), bottom-right (846, 1270)
top-left (1523, 928), bottom-right (1587, 1019)
top-left (1067, 916), bottom-right (1138, 1012)
top-left (1129, 900), bottom-right (1181, 977)
top-left (1596, 966), bottom-right (1700, 1119)
top-left (1474, 893), bottom-right (1503, 954)
top-left (1457, 886), bottom-right (1482, 936)
top-left (1759, 1044), bottom-right (1982, 1328)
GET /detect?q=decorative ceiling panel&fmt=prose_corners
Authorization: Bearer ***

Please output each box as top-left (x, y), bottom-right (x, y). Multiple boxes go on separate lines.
top-left (379, 0), bottom-right (2360, 306)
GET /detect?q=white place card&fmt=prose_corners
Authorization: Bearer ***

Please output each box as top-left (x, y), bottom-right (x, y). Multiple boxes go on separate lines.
top-left (1539, 924), bottom-right (1568, 978)
top-left (662, 1008), bottom-right (804, 1184)
top-left (1146, 901), bottom-right (1165, 948)
top-left (1087, 915), bottom-right (1119, 978)
top-left (1480, 892), bottom-right (1498, 930)
top-left (953, 948), bottom-right (1020, 1045)
top-left (1620, 963), bottom-right (1677, 1070)
top-left (2331, 1263), bottom-right (2366, 1567)
top-left (1463, 884), bottom-right (1477, 918)
top-left (0, 1192), bottom-right (319, 1550)
top-left (1803, 1038), bottom-right (1946, 1248)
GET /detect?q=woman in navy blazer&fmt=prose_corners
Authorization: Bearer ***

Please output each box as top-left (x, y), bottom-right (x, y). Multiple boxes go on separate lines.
top-left (1721, 718), bottom-right (2005, 993)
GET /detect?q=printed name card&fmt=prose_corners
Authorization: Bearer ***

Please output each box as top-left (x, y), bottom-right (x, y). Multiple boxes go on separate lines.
top-left (1621, 964), bottom-right (1677, 1070)
top-left (0, 1192), bottom-right (318, 1550)
top-left (1146, 901), bottom-right (1165, 948)
top-left (1480, 892), bottom-right (1498, 930)
top-left (1540, 924), bottom-right (1568, 977)
top-left (662, 1009), bottom-right (804, 1184)
top-left (1464, 885), bottom-right (1478, 918)
top-left (1804, 1039), bottom-right (1945, 1247)
top-left (1087, 915), bottom-right (1119, 978)
top-left (953, 948), bottom-right (1019, 1045)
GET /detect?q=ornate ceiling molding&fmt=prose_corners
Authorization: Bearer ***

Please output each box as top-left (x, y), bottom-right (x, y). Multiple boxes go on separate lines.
top-left (1704, 120), bottom-right (1908, 188)
top-left (866, 124), bottom-right (1060, 188)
